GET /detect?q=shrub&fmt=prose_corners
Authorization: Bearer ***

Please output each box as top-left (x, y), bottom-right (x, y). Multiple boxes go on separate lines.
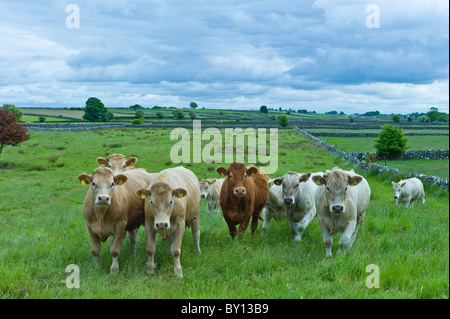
top-left (278, 115), bottom-right (289, 127)
top-left (132, 118), bottom-right (143, 125)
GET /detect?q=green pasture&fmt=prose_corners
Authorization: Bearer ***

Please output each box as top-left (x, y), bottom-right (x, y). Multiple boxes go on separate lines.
top-left (0, 128), bottom-right (448, 299)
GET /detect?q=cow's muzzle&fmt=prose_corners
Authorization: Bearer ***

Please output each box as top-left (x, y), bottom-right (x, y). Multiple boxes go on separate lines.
top-left (283, 197), bottom-right (294, 205)
top-left (331, 205), bottom-right (344, 213)
top-left (96, 195), bottom-right (110, 206)
top-left (233, 187), bottom-right (246, 196)
top-left (393, 195), bottom-right (398, 199)
top-left (155, 221), bottom-right (170, 230)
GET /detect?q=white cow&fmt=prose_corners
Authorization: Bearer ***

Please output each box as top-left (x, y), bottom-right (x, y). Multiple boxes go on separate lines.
top-left (312, 168), bottom-right (371, 259)
top-left (199, 178), bottom-right (224, 214)
top-left (262, 180), bottom-right (287, 233)
top-left (270, 171), bottom-right (321, 241)
top-left (392, 177), bottom-right (425, 207)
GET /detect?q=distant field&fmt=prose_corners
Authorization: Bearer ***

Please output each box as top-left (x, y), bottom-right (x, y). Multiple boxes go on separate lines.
top-left (323, 136), bottom-right (449, 153)
top-left (386, 159), bottom-right (449, 179)
top-left (21, 108), bottom-right (84, 119)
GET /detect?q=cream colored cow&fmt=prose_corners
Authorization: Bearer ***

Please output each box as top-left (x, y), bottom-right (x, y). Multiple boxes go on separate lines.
top-left (97, 153), bottom-right (137, 173)
top-left (392, 177), bottom-right (425, 207)
top-left (136, 166), bottom-right (200, 277)
top-left (199, 178), bottom-right (224, 214)
top-left (312, 168), bottom-right (371, 259)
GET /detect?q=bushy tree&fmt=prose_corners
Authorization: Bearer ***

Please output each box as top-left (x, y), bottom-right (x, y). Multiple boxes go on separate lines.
top-left (129, 104), bottom-right (143, 110)
top-left (156, 111), bottom-right (164, 119)
top-left (427, 107), bottom-right (440, 122)
top-left (0, 106), bottom-right (30, 157)
top-left (392, 114), bottom-right (401, 122)
top-left (278, 115), bottom-right (289, 127)
top-left (374, 124), bottom-right (407, 166)
top-left (190, 102), bottom-right (198, 109)
top-left (82, 97), bottom-right (113, 122)
top-left (172, 109), bottom-right (185, 119)
top-left (260, 105), bottom-right (268, 113)
top-left (189, 111), bottom-right (197, 119)
top-left (135, 109), bottom-right (145, 119)
top-left (2, 104), bottom-right (23, 120)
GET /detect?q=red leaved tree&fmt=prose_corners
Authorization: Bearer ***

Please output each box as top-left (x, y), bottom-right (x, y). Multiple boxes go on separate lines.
top-left (0, 106), bottom-right (30, 158)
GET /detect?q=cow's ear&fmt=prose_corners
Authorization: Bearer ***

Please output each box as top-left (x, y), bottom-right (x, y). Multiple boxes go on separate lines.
top-left (126, 157), bottom-right (137, 167)
top-left (273, 177), bottom-right (283, 186)
top-left (173, 188), bottom-right (187, 198)
top-left (246, 166), bottom-right (258, 177)
top-left (348, 175), bottom-right (362, 186)
top-left (400, 182), bottom-right (406, 187)
top-left (210, 179), bottom-right (216, 185)
top-left (217, 167), bottom-right (227, 177)
top-left (299, 172), bottom-right (311, 183)
top-left (114, 174), bottom-right (128, 185)
top-left (97, 157), bottom-right (108, 167)
top-left (136, 188), bottom-right (151, 199)
top-left (77, 173), bottom-right (92, 185)
top-left (312, 175), bottom-right (326, 186)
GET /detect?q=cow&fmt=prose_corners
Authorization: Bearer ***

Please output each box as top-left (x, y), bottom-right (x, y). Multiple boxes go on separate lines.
top-left (312, 168), bottom-right (371, 259)
top-left (135, 166), bottom-right (200, 278)
top-left (270, 171), bottom-right (320, 241)
top-left (261, 179), bottom-right (286, 233)
top-left (216, 162), bottom-right (269, 239)
top-left (77, 167), bottom-right (153, 273)
top-left (97, 153), bottom-right (137, 173)
top-left (199, 178), bottom-right (225, 214)
top-left (392, 178), bottom-right (425, 208)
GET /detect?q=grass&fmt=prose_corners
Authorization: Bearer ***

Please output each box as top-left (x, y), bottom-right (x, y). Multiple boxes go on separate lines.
top-left (0, 128), bottom-right (448, 299)
top-left (386, 159), bottom-right (449, 179)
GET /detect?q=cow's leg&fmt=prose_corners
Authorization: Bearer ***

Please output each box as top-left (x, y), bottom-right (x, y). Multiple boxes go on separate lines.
top-left (250, 212), bottom-right (260, 236)
top-left (87, 225), bottom-right (101, 267)
top-left (206, 201), bottom-right (212, 215)
top-left (171, 222), bottom-right (185, 278)
top-left (223, 213), bottom-right (237, 239)
top-left (298, 206), bottom-right (316, 239)
top-left (127, 228), bottom-right (138, 257)
top-left (318, 219), bottom-right (333, 259)
top-left (289, 216), bottom-right (302, 241)
top-left (337, 220), bottom-right (357, 254)
top-left (191, 218), bottom-right (201, 256)
top-left (237, 213), bottom-right (252, 238)
top-left (262, 207), bottom-right (272, 233)
top-left (110, 223), bottom-right (126, 274)
top-left (145, 223), bottom-right (157, 275)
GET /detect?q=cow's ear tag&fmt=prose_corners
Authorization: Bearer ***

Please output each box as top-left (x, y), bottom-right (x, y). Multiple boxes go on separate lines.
top-left (220, 172), bottom-right (225, 177)
top-left (81, 180), bottom-right (86, 185)
top-left (315, 180), bottom-right (321, 185)
top-left (101, 164), bottom-right (106, 167)
top-left (141, 194), bottom-right (146, 199)
top-left (251, 172), bottom-right (255, 176)
top-left (178, 193), bottom-right (184, 198)
top-left (118, 180), bottom-right (123, 185)
top-left (351, 180), bottom-right (358, 185)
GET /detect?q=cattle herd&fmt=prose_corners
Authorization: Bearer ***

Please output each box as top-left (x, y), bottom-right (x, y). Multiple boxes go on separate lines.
top-left (77, 153), bottom-right (426, 277)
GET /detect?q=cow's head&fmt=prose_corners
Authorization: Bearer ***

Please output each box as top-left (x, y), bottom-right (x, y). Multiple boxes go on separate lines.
top-left (217, 162), bottom-right (258, 197)
top-left (391, 181), bottom-right (406, 199)
top-left (272, 172), bottom-right (311, 206)
top-left (97, 153), bottom-right (137, 174)
top-left (199, 179), bottom-right (216, 198)
top-left (78, 167), bottom-right (127, 207)
top-left (136, 182), bottom-right (186, 231)
top-left (312, 169), bottom-right (362, 214)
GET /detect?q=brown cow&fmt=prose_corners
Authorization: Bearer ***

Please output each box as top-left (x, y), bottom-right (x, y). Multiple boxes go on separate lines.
top-left (136, 166), bottom-right (200, 278)
top-left (97, 153), bottom-right (137, 173)
top-left (77, 167), bottom-right (153, 273)
top-left (216, 162), bottom-right (269, 238)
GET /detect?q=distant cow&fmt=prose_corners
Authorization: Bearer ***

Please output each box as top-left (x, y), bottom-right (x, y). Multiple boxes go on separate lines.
top-left (271, 171), bottom-right (320, 241)
top-left (392, 178), bottom-right (425, 207)
top-left (97, 153), bottom-right (137, 173)
top-left (216, 162), bottom-right (269, 238)
top-left (312, 168), bottom-right (371, 259)
top-left (77, 167), bottom-right (153, 273)
top-left (262, 179), bottom-right (286, 233)
top-left (136, 166), bottom-right (200, 278)
top-left (199, 178), bottom-right (224, 214)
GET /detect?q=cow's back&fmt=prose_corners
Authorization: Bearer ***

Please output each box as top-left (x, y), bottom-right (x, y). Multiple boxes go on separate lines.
top-left (351, 175), bottom-right (371, 220)
top-left (252, 170), bottom-right (270, 214)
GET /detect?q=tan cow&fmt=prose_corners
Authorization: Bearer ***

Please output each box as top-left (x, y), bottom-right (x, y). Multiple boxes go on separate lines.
top-left (312, 168), bottom-right (371, 259)
top-left (97, 153), bottom-right (137, 173)
top-left (199, 178), bottom-right (224, 214)
top-left (217, 162), bottom-right (269, 238)
top-left (77, 167), bottom-right (153, 273)
top-left (136, 166), bottom-right (200, 278)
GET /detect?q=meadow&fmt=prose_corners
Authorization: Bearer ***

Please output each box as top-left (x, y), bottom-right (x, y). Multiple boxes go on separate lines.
top-left (0, 127), bottom-right (448, 299)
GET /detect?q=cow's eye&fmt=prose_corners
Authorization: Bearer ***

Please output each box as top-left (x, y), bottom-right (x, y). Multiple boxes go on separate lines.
top-left (150, 200), bottom-right (154, 205)
top-left (169, 199), bottom-right (173, 205)
top-left (344, 186), bottom-right (348, 192)
top-left (228, 174), bottom-right (232, 178)
top-left (295, 183), bottom-right (299, 188)
top-left (326, 186), bottom-right (330, 192)
top-left (110, 182), bottom-right (115, 188)
top-left (108, 164), bottom-right (112, 168)
top-left (92, 182), bottom-right (96, 187)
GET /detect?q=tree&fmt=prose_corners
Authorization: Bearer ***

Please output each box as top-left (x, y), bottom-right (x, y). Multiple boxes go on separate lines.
top-left (135, 109), bottom-right (145, 119)
top-left (190, 102), bottom-right (198, 109)
top-left (426, 107), bottom-right (440, 122)
top-left (188, 111), bottom-right (197, 119)
top-left (278, 115), bottom-right (289, 127)
top-left (172, 109), bottom-right (185, 119)
top-left (129, 104), bottom-right (143, 110)
top-left (156, 111), bottom-right (164, 119)
top-left (0, 106), bottom-right (30, 157)
top-left (2, 104), bottom-right (23, 120)
top-left (260, 105), bottom-right (268, 114)
top-left (38, 116), bottom-right (46, 123)
top-left (82, 97), bottom-right (113, 122)
top-left (374, 124), bottom-right (407, 166)
top-left (392, 114), bottom-right (401, 123)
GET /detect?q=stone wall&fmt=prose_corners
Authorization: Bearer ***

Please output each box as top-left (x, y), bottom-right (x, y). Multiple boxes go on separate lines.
top-left (295, 127), bottom-right (449, 191)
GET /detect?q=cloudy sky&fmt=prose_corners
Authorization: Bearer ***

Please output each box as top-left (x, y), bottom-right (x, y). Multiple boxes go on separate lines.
top-left (0, 0), bottom-right (448, 114)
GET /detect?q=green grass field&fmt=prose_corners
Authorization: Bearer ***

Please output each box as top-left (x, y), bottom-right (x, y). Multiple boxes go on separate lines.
top-left (0, 128), bottom-right (448, 299)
